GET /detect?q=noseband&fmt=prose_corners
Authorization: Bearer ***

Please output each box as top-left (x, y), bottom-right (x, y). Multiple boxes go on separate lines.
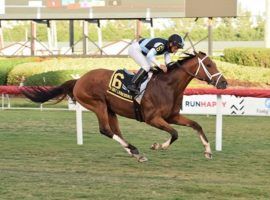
top-left (179, 55), bottom-right (223, 87)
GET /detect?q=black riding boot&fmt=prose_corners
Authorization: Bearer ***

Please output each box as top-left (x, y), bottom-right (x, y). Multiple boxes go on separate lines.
top-left (127, 68), bottom-right (147, 94)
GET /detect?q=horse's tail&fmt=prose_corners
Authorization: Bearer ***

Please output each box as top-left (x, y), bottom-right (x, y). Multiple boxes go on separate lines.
top-left (20, 79), bottom-right (77, 104)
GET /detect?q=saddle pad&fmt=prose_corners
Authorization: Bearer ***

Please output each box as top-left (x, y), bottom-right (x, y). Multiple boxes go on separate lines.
top-left (107, 69), bottom-right (151, 103)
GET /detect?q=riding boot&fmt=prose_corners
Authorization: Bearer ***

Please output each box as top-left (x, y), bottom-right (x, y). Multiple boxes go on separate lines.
top-left (127, 68), bottom-right (148, 94)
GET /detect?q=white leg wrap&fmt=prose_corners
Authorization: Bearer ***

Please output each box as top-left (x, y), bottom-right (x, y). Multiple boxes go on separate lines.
top-left (161, 138), bottom-right (171, 149)
top-left (199, 135), bottom-right (211, 153)
top-left (199, 135), bottom-right (209, 146)
top-left (113, 134), bottom-right (128, 147)
top-left (205, 143), bottom-right (212, 153)
top-left (113, 135), bottom-right (134, 155)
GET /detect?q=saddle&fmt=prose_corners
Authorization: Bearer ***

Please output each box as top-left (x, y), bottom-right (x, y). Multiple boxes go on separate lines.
top-left (107, 69), bottom-right (152, 122)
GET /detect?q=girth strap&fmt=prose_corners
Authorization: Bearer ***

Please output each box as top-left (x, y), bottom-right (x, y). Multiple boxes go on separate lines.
top-left (133, 98), bottom-right (144, 122)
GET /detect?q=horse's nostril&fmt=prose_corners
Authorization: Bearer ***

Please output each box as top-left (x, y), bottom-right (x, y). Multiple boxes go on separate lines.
top-left (221, 81), bottom-right (228, 89)
top-left (216, 81), bottom-right (228, 89)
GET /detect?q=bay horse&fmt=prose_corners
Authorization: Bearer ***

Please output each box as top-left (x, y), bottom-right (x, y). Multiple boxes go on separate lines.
top-left (21, 52), bottom-right (227, 162)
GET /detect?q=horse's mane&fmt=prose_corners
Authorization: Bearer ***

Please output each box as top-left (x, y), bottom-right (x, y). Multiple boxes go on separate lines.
top-left (152, 52), bottom-right (206, 73)
top-left (169, 51), bottom-right (208, 71)
top-left (177, 54), bottom-right (196, 65)
top-left (167, 53), bottom-right (196, 72)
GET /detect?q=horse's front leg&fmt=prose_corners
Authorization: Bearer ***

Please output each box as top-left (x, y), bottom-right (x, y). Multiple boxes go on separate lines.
top-left (146, 117), bottom-right (178, 150)
top-left (167, 114), bottom-right (212, 159)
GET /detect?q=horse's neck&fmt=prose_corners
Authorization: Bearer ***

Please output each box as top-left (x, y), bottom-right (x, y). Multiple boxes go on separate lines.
top-left (168, 64), bottom-right (194, 94)
top-left (148, 60), bottom-right (195, 98)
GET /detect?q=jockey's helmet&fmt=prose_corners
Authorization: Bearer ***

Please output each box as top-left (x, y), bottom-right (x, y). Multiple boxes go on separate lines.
top-left (168, 34), bottom-right (184, 49)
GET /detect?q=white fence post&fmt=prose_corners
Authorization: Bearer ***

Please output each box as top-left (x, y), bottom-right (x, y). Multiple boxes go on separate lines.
top-left (215, 94), bottom-right (223, 151)
top-left (6, 94), bottom-right (10, 109)
top-left (1, 93), bottom-right (4, 110)
top-left (76, 102), bottom-right (83, 145)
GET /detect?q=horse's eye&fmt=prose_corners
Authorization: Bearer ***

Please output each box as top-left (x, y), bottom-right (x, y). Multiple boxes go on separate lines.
top-left (206, 64), bottom-right (211, 68)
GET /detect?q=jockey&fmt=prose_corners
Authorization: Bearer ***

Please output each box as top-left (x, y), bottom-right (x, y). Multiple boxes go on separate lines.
top-left (127, 34), bottom-right (184, 94)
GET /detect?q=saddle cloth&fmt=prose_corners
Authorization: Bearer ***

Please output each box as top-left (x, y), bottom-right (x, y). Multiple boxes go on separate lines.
top-left (107, 69), bottom-right (153, 104)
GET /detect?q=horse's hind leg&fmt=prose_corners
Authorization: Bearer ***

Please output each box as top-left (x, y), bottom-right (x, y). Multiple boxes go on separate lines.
top-left (168, 114), bottom-right (212, 159)
top-left (76, 96), bottom-right (147, 162)
top-left (107, 110), bottom-right (123, 138)
top-left (108, 110), bottom-right (148, 162)
top-left (146, 117), bottom-right (179, 150)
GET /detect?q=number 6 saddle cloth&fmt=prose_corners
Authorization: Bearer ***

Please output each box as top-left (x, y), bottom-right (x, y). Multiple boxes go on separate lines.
top-left (107, 69), bottom-right (153, 104)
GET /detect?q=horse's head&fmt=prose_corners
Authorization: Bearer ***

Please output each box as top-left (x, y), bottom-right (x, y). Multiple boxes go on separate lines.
top-left (180, 52), bottom-right (228, 89)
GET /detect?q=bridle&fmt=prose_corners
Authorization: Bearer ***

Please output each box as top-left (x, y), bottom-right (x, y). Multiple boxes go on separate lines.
top-left (178, 54), bottom-right (223, 87)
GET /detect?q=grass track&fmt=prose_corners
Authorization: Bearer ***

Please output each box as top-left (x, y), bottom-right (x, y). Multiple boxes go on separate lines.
top-left (0, 110), bottom-right (269, 200)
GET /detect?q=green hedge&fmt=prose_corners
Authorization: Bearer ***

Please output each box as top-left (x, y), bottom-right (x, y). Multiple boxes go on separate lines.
top-left (23, 59), bottom-right (270, 86)
top-left (0, 57), bottom-right (36, 85)
top-left (24, 69), bottom-right (88, 86)
top-left (215, 60), bottom-right (270, 85)
top-left (7, 57), bottom-right (137, 85)
top-left (223, 48), bottom-right (270, 68)
top-left (4, 56), bottom-right (270, 86)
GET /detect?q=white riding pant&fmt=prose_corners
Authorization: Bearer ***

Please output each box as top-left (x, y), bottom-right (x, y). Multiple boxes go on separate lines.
top-left (128, 42), bottom-right (152, 72)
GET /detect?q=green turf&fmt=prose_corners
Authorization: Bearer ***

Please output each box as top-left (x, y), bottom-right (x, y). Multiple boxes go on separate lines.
top-left (0, 110), bottom-right (269, 200)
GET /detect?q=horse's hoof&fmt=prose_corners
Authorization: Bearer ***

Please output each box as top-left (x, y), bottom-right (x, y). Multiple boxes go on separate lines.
top-left (204, 152), bottom-right (213, 159)
top-left (138, 156), bottom-right (148, 162)
top-left (133, 154), bottom-right (148, 162)
top-left (150, 143), bottom-right (161, 150)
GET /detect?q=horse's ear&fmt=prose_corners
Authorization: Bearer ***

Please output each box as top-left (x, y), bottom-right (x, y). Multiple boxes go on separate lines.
top-left (184, 52), bottom-right (194, 57)
top-left (198, 51), bottom-right (207, 56)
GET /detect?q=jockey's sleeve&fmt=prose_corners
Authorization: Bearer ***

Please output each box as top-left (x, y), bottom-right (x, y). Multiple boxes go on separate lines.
top-left (164, 53), bottom-right (171, 64)
top-left (146, 48), bottom-right (161, 67)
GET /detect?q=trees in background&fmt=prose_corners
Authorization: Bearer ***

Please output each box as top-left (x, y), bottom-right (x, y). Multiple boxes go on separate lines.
top-left (1, 12), bottom-right (264, 42)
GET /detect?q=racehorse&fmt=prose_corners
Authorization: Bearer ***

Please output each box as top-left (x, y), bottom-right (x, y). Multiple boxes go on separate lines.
top-left (21, 51), bottom-right (227, 162)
